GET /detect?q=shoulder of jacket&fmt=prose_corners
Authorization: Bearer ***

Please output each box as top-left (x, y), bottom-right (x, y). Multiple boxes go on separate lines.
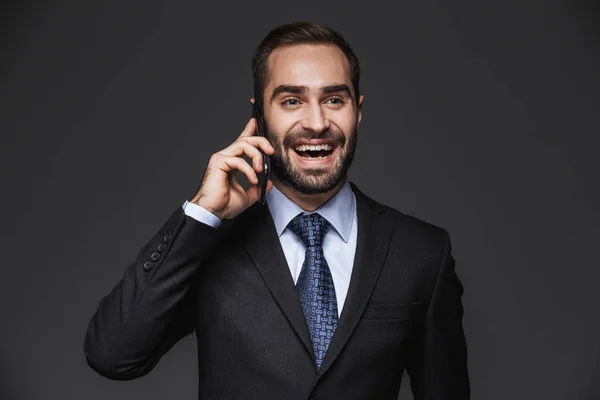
top-left (351, 182), bottom-right (450, 243)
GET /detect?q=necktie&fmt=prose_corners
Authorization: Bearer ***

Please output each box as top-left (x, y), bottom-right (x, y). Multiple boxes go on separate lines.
top-left (287, 213), bottom-right (338, 369)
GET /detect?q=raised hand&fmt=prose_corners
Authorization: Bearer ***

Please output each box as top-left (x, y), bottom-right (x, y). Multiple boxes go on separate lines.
top-left (189, 117), bottom-right (275, 220)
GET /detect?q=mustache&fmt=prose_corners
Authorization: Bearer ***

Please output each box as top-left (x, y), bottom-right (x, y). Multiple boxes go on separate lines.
top-left (281, 128), bottom-right (347, 148)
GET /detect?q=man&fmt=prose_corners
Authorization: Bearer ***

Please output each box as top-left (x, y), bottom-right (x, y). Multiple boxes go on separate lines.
top-left (84, 22), bottom-right (470, 399)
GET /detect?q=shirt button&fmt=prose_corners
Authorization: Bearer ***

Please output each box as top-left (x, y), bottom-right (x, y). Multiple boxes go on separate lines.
top-left (157, 243), bottom-right (167, 252)
top-left (150, 252), bottom-right (161, 261)
top-left (143, 261), bottom-right (153, 270)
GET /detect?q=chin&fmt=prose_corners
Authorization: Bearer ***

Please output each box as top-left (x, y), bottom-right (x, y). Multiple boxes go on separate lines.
top-left (285, 170), bottom-right (345, 195)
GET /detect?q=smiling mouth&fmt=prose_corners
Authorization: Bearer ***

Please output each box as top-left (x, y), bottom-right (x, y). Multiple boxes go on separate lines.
top-left (292, 143), bottom-right (335, 159)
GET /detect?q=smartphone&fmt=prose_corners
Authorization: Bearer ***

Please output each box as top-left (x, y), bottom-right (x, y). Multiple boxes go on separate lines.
top-left (252, 100), bottom-right (271, 205)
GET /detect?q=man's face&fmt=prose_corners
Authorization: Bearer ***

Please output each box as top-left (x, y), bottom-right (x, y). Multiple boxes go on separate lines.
top-left (261, 43), bottom-right (363, 195)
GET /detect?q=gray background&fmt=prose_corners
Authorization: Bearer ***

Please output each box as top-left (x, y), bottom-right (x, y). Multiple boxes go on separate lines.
top-left (1, 0), bottom-right (599, 399)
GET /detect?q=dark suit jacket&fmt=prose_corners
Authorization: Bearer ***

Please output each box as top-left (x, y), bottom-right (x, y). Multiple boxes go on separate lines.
top-left (84, 182), bottom-right (469, 399)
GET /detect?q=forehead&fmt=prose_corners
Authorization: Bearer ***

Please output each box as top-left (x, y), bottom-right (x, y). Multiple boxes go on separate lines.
top-left (265, 43), bottom-right (351, 92)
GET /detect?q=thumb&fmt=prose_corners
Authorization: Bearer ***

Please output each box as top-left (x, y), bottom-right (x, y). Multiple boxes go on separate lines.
top-left (265, 180), bottom-right (274, 194)
top-left (246, 180), bottom-right (273, 205)
top-left (245, 184), bottom-right (262, 206)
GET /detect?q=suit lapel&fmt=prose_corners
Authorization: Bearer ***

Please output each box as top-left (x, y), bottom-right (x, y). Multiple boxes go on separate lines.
top-left (317, 182), bottom-right (395, 378)
top-left (244, 204), bottom-right (316, 364)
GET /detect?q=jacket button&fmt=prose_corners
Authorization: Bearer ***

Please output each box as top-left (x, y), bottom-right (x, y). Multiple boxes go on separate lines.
top-left (157, 243), bottom-right (167, 252)
top-left (143, 261), bottom-right (153, 270)
top-left (150, 252), bottom-right (161, 261)
top-left (163, 233), bottom-right (171, 243)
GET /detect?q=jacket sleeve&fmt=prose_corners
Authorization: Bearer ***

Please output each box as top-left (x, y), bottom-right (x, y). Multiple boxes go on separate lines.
top-left (83, 206), bottom-right (219, 380)
top-left (405, 230), bottom-right (470, 399)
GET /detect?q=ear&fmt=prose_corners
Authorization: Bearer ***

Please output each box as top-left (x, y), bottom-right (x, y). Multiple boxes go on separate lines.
top-left (250, 97), bottom-right (256, 105)
top-left (357, 95), bottom-right (364, 126)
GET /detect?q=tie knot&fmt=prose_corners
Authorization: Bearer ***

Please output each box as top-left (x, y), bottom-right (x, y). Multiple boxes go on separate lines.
top-left (288, 213), bottom-right (331, 248)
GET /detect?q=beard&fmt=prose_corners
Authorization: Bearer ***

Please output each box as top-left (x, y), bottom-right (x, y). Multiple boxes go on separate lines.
top-left (265, 121), bottom-right (358, 195)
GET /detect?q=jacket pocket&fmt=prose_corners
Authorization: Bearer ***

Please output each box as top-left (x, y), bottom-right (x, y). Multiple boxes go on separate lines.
top-left (364, 301), bottom-right (424, 320)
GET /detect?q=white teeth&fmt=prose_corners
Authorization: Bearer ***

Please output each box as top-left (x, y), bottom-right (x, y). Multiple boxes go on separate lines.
top-left (294, 143), bottom-right (333, 152)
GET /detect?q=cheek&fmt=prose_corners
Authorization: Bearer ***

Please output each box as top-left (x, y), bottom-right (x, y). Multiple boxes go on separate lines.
top-left (272, 112), bottom-right (297, 130)
top-left (331, 113), bottom-right (357, 136)
top-left (266, 115), bottom-right (296, 144)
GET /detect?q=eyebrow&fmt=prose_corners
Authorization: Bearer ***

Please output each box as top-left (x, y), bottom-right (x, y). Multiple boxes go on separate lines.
top-left (269, 84), bottom-right (353, 102)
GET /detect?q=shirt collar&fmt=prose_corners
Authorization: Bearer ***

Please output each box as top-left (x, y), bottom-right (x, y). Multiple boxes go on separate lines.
top-left (266, 179), bottom-right (355, 243)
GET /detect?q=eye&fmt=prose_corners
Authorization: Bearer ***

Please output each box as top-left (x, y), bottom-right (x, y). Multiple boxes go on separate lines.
top-left (282, 98), bottom-right (301, 107)
top-left (325, 96), bottom-right (345, 105)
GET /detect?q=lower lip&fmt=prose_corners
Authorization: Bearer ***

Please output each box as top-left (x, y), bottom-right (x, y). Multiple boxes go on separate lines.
top-left (291, 146), bottom-right (338, 167)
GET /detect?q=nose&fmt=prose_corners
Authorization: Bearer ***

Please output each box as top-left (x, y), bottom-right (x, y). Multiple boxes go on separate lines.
top-left (300, 102), bottom-right (330, 134)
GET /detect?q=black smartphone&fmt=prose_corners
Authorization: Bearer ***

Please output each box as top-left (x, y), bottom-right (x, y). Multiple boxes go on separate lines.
top-left (252, 100), bottom-right (271, 205)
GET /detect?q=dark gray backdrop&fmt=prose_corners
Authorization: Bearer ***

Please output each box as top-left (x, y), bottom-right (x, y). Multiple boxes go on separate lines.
top-left (1, 1), bottom-right (599, 399)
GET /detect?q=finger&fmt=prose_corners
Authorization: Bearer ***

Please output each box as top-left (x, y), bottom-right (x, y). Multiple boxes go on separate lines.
top-left (218, 155), bottom-right (259, 185)
top-left (238, 117), bottom-right (257, 139)
top-left (229, 136), bottom-right (275, 155)
top-left (220, 140), bottom-right (265, 172)
top-left (221, 138), bottom-right (274, 169)
top-left (248, 136), bottom-right (276, 155)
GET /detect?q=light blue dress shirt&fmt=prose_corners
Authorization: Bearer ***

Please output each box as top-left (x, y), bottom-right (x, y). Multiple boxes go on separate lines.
top-left (182, 179), bottom-right (358, 316)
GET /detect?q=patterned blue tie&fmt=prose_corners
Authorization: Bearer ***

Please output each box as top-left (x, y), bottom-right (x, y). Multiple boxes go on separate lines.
top-left (288, 213), bottom-right (338, 369)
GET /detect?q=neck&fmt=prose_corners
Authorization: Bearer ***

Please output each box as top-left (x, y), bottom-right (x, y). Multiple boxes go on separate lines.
top-left (271, 176), bottom-right (346, 212)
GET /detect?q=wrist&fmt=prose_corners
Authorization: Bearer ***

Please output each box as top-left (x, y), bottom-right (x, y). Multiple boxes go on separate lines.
top-left (190, 196), bottom-right (223, 220)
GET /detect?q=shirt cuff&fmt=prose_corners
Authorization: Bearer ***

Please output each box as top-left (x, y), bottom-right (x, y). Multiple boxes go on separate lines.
top-left (182, 200), bottom-right (222, 228)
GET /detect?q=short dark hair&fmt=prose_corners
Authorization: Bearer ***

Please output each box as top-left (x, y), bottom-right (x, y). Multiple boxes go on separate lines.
top-left (251, 22), bottom-right (361, 107)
